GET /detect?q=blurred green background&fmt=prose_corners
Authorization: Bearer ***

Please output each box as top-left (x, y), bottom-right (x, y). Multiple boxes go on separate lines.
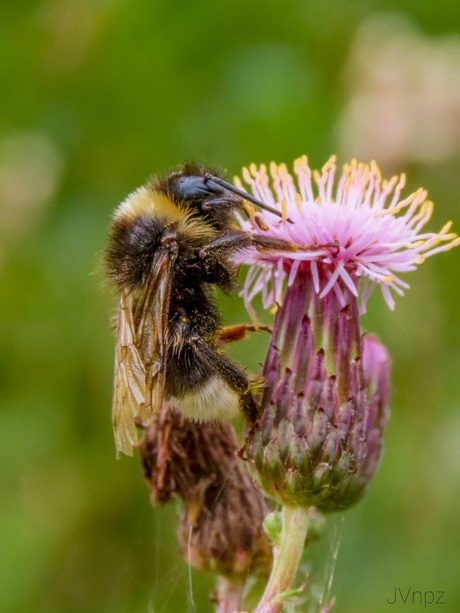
top-left (1, 1), bottom-right (460, 611)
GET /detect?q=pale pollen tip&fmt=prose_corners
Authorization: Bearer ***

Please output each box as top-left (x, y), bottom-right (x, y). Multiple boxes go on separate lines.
top-left (247, 205), bottom-right (257, 225)
top-left (294, 157), bottom-right (304, 173)
top-left (384, 206), bottom-right (403, 217)
top-left (233, 175), bottom-right (243, 189)
top-left (281, 199), bottom-right (288, 222)
top-left (295, 154), bottom-right (308, 168)
top-left (242, 167), bottom-right (251, 183)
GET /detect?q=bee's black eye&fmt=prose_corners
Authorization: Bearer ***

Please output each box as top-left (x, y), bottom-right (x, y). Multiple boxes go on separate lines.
top-left (173, 176), bottom-right (227, 203)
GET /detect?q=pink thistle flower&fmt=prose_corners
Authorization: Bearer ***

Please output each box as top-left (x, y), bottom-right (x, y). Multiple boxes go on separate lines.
top-left (234, 156), bottom-right (459, 314)
top-left (234, 155), bottom-right (459, 512)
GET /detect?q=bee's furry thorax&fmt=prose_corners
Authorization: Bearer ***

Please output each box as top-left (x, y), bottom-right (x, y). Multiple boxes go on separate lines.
top-left (105, 185), bottom-right (218, 291)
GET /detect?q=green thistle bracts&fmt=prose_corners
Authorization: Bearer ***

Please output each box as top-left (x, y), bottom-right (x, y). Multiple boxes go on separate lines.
top-left (248, 274), bottom-right (390, 513)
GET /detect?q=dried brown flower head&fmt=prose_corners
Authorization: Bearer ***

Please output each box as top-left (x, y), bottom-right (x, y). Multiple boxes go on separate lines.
top-left (140, 404), bottom-right (272, 581)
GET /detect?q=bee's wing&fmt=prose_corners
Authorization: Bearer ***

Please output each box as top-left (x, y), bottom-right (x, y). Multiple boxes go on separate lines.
top-left (112, 290), bottom-right (147, 457)
top-left (112, 248), bottom-right (175, 457)
top-left (136, 248), bottom-right (175, 419)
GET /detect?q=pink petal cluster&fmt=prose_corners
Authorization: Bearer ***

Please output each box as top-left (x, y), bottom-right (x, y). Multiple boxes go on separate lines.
top-left (234, 156), bottom-right (459, 314)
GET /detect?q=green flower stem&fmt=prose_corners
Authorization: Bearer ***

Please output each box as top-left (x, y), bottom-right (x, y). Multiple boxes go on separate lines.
top-left (216, 576), bottom-right (244, 613)
top-left (255, 505), bottom-right (309, 613)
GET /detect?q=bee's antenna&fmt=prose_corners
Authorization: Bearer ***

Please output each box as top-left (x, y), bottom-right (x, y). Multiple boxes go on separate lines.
top-left (204, 173), bottom-right (294, 224)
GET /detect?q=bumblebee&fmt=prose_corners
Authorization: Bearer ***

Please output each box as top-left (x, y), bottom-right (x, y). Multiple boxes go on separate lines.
top-left (106, 163), bottom-right (295, 456)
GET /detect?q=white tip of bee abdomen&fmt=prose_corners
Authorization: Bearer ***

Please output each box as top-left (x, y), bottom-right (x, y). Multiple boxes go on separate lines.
top-left (167, 376), bottom-right (240, 421)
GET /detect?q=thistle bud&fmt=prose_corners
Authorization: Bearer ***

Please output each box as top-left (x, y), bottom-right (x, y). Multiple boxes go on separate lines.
top-left (248, 275), bottom-right (390, 513)
top-left (140, 404), bottom-right (272, 580)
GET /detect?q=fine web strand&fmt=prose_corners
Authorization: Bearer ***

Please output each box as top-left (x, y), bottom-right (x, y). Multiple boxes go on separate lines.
top-left (148, 507), bottom-right (198, 613)
top-left (317, 516), bottom-right (344, 612)
top-left (187, 525), bottom-right (196, 611)
top-left (154, 558), bottom-right (189, 613)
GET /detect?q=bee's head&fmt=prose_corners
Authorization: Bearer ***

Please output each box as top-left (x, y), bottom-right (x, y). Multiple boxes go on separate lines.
top-left (157, 164), bottom-right (241, 229)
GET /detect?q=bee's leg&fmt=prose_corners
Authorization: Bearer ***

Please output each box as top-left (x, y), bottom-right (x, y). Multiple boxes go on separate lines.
top-left (192, 338), bottom-right (261, 425)
top-left (217, 323), bottom-right (272, 344)
top-left (200, 231), bottom-right (298, 258)
top-left (174, 317), bottom-right (261, 424)
top-left (200, 197), bottom-right (240, 214)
